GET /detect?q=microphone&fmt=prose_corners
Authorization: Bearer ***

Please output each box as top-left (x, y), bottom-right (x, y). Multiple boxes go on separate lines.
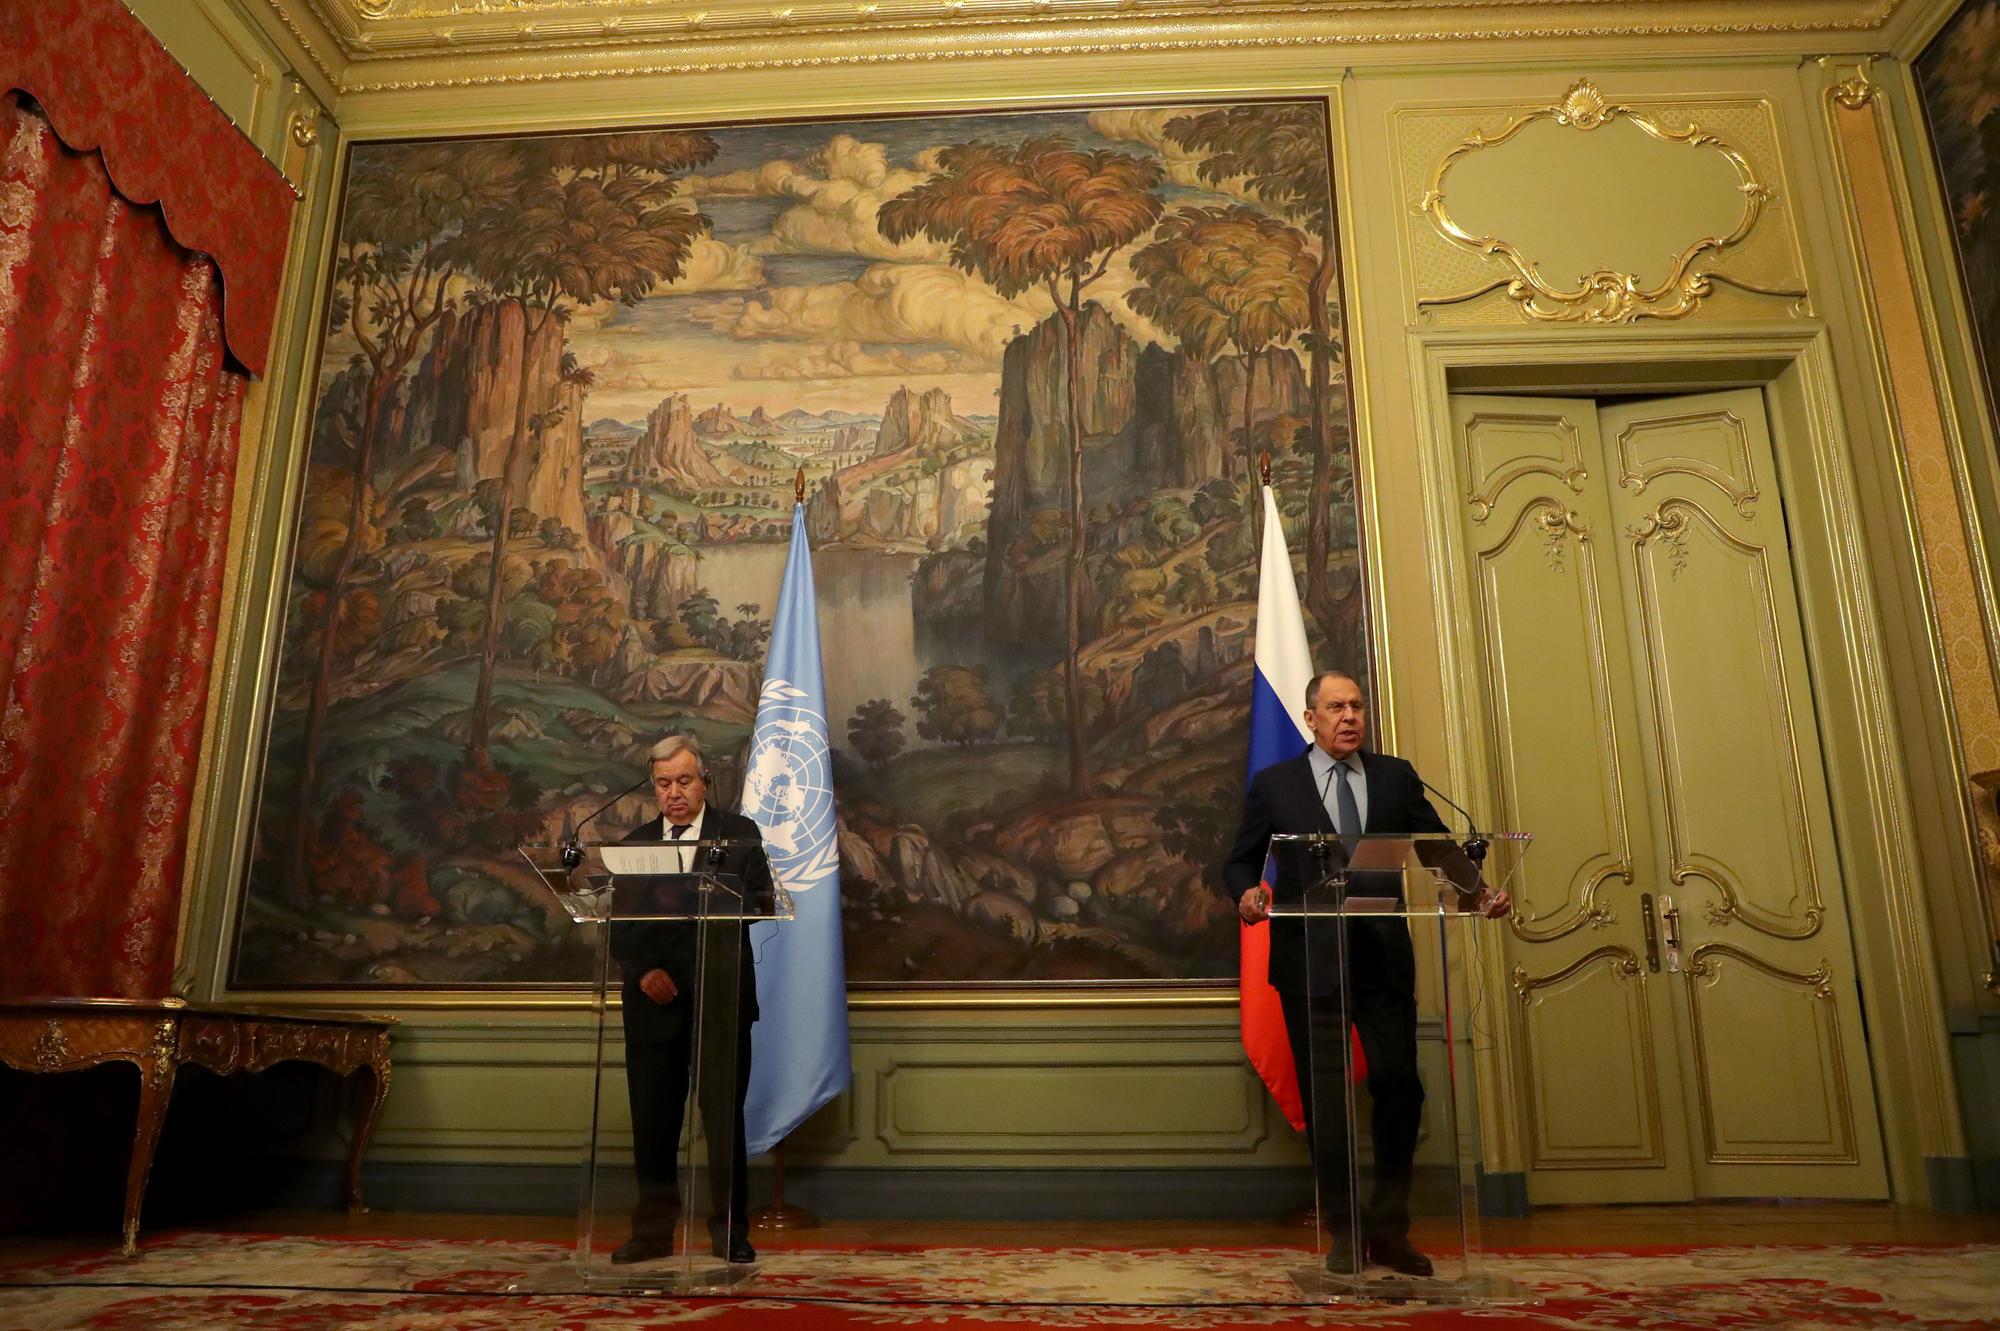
top-left (560, 776), bottom-right (651, 870)
top-left (1419, 777), bottom-right (1489, 868)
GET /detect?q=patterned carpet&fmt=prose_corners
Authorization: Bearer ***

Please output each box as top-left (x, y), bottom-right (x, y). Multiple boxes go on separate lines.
top-left (2, 1233), bottom-right (1997, 1329)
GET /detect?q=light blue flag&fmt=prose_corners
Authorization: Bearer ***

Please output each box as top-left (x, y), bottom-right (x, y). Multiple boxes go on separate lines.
top-left (741, 504), bottom-right (852, 1158)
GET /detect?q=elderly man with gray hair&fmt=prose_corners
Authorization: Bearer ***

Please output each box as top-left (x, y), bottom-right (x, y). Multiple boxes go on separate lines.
top-left (608, 732), bottom-right (772, 1267)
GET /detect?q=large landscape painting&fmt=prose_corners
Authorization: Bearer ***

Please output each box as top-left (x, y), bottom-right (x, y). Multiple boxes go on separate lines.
top-left (1918, 0), bottom-right (2000, 437)
top-left (231, 102), bottom-right (1368, 989)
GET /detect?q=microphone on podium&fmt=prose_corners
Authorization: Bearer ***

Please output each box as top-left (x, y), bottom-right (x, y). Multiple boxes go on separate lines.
top-left (560, 776), bottom-right (651, 870)
top-left (1419, 777), bottom-right (1489, 868)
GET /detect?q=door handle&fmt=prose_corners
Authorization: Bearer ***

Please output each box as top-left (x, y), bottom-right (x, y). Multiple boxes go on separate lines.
top-left (1640, 893), bottom-right (1661, 973)
top-left (1659, 893), bottom-right (1683, 974)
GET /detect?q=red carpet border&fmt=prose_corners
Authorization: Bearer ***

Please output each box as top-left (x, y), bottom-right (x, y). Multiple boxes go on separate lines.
top-left (1, 1233), bottom-right (1996, 1329)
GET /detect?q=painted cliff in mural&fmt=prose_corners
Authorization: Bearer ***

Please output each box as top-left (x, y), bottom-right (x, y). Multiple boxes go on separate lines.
top-left (233, 104), bottom-right (1367, 987)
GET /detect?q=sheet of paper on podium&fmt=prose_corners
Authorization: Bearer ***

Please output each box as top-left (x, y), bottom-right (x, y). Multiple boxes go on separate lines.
top-left (599, 846), bottom-right (688, 876)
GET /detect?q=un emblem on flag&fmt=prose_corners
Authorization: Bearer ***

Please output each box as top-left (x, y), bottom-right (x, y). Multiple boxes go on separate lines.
top-left (743, 679), bottom-right (840, 891)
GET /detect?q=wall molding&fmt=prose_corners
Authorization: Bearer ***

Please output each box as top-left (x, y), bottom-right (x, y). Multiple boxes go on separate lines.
top-left (231, 0), bottom-right (1927, 102)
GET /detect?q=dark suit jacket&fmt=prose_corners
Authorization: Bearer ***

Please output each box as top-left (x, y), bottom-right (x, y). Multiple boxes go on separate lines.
top-left (1221, 747), bottom-right (1451, 998)
top-left (610, 807), bottom-right (770, 1045)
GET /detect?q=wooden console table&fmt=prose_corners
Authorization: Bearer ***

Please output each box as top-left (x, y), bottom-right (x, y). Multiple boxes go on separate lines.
top-left (0, 997), bottom-right (394, 1256)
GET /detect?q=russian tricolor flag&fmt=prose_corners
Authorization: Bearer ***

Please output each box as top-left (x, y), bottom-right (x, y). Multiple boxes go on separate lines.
top-left (1243, 483), bottom-right (1312, 1133)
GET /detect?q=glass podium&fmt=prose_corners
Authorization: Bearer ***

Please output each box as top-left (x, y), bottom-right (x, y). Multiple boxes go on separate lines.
top-left (517, 838), bottom-right (792, 1292)
top-left (1266, 830), bottom-right (1530, 1305)
top-left (0, 831), bottom-right (1544, 1303)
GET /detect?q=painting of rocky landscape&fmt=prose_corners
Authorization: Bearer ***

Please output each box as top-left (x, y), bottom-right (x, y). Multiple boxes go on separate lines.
top-left (1917, 1), bottom-right (2000, 444)
top-left (230, 102), bottom-right (1368, 988)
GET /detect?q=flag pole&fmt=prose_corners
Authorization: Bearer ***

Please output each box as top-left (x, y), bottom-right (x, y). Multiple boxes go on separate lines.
top-left (1248, 455), bottom-right (1312, 1223)
top-left (747, 470), bottom-right (832, 1237)
top-left (751, 1140), bottom-right (821, 1233)
top-left (1257, 451), bottom-right (1272, 546)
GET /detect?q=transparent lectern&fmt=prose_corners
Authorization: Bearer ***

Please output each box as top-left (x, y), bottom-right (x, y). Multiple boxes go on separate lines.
top-left (1266, 830), bottom-right (1530, 1305)
top-left (518, 838), bottom-right (792, 1292)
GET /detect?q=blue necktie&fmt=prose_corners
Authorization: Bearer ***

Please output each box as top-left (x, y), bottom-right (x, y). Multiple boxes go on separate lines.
top-left (1333, 764), bottom-right (1362, 838)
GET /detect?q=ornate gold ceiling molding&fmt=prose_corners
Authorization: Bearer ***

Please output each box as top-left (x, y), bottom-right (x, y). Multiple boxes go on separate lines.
top-left (256, 0), bottom-right (1911, 94)
top-left (319, 0), bottom-right (1903, 57)
top-left (254, 0), bottom-right (343, 84)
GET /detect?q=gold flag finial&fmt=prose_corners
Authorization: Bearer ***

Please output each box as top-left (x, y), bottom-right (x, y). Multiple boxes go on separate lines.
top-left (1259, 451), bottom-right (1271, 487)
top-left (794, 468), bottom-right (806, 505)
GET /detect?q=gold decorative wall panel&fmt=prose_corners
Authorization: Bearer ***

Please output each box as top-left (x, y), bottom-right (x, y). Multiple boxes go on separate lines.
top-left (1464, 412), bottom-right (1588, 522)
top-left (1683, 946), bottom-right (1859, 1164)
top-left (875, 1057), bottom-right (1265, 1155)
top-left (1400, 80), bottom-right (1810, 326)
top-left (1477, 498), bottom-right (1629, 940)
top-left (1828, 63), bottom-right (2000, 991)
top-left (1513, 949), bottom-right (1666, 1170)
top-left (1459, 399), bottom-right (1635, 944)
top-left (1615, 411), bottom-right (1760, 517)
top-left (1627, 498), bottom-right (1825, 938)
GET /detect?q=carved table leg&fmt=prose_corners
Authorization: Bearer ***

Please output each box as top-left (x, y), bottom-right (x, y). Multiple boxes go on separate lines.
top-left (345, 1041), bottom-right (391, 1214)
top-left (122, 1029), bottom-right (180, 1258)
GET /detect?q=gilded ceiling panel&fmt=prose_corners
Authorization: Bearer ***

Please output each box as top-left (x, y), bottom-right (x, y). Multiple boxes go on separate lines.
top-left (258, 0), bottom-right (1917, 94)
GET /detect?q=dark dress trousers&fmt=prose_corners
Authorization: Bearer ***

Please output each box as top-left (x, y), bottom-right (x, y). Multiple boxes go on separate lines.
top-left (1221, 747), bottom-right (1451, 1243)
top-left (609, 808), bottom-right (770, 1246)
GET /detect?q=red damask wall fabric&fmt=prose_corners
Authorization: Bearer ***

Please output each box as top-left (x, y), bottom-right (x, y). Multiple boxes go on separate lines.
top-left (0, 95), bottom-right (246, 998)
top-left (0, 0), bottom-right (295, 373)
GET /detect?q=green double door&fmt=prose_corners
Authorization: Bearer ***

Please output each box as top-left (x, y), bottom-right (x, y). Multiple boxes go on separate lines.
top-left (1450, 388), bottom-right (1887, 1203)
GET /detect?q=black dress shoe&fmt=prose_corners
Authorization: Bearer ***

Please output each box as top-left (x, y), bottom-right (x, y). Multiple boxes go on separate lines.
top-left (1323, 1239), bottom-right (1361, 1275)
top-left (1365, 1235), bottom-right (1433, 1277)
top-left (610, 1236), bottom-right (674, 1265)
top-left (711, 1235), bottom-right (757, 1264)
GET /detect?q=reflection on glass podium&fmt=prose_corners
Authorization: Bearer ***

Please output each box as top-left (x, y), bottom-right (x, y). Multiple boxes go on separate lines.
top-left (518, 839), bottom-right (791, 1292)
top-left (479, 834), bottom-right (1537, 1306)
top-left (1268, 830), bottom-right (1532, 1305)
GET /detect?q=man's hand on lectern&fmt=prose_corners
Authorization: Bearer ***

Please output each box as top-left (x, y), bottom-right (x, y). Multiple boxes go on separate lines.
top-left (639, 968), bottom-right (678, 1004)
top-left (1238, 886), bottom-right (1270, 924)
top-left (1476, 887), bottom-right (1512, 919)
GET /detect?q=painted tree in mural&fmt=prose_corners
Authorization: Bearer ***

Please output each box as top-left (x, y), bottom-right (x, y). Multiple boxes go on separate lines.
top-left (879, 137), bottom-right (1164, 794)
top-left (1163, 105), bottom-right (1349, 644)
top-left (441, 132), bottom-right (719, 766)
top-left (1128, 205), bottom-right (1315, 484)
top-left (847, 699), bottom-right (907, 769)
top-left (286, 144), bottom-right (529, 906)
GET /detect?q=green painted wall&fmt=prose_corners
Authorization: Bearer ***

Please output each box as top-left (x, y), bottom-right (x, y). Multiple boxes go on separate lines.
top-left (127, 0), bottom-right (2000, 1211)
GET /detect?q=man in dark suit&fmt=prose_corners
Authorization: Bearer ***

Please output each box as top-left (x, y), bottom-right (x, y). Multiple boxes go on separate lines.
top-left (1223, 670), bottom-right (1509, 1277)
top-left (609, 732), bottom-right (770, 1266)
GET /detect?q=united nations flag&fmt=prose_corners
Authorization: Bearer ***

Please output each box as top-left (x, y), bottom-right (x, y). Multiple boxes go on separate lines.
top-left (741, 504), bottom-right (852, 1158)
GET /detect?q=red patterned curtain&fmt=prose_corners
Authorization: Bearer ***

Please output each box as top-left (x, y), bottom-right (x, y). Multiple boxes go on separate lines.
top-left (0, 93), bottom-right (243, 996)
top-left (0, 1), bottom-right (294, 997)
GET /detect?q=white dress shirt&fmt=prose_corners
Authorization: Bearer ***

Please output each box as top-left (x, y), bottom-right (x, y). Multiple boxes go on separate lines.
top-left (663, 804), bottom-right (707, 873)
